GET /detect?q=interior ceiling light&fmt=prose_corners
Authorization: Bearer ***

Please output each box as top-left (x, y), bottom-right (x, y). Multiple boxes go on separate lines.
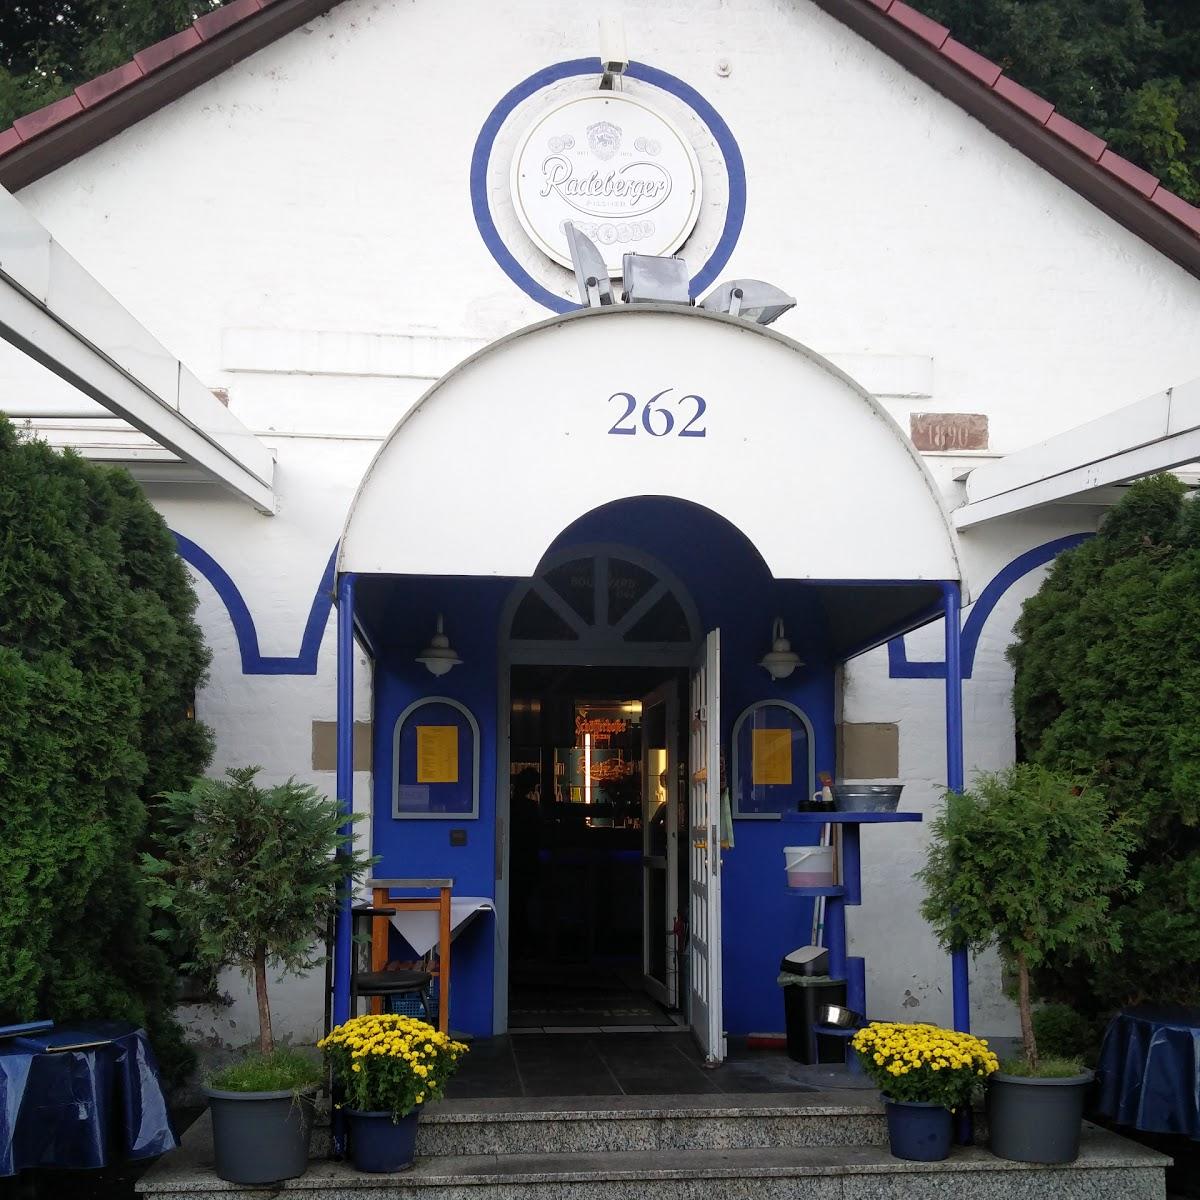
top-left (415, 614), bottom-right (462, 677)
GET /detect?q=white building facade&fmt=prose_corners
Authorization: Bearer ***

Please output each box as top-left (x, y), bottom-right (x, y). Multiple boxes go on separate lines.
top-left (2, 0), bottom-right (1198, 1054)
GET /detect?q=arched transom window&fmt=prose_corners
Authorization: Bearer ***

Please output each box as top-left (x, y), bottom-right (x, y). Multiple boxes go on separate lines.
top-left (504, 546), bottom-right (700, 665)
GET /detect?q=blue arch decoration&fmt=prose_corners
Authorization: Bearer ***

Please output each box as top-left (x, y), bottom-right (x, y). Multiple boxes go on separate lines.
top-left (469, 58), bottom-right (747, 313)
top-left (172, 532), bottom-right (335, 676)
top-left (887, 533), bottom-right (1092, 680)
top-left (172, 532), bottom-right (1091, 681)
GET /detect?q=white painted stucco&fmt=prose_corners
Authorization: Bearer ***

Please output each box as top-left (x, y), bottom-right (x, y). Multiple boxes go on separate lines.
top-left (5, 0), bottom-right (1199, 1046)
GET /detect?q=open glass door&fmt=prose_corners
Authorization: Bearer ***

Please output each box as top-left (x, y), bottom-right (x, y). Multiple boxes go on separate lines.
top-left (641, 681), bottom-right (678, 1008)
top-left (688, 629), bottom-right (724, 1063)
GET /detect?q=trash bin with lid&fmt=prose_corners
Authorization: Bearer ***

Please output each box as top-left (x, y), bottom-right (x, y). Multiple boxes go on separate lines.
top-left (779, 948), bottom-right (846, 1064)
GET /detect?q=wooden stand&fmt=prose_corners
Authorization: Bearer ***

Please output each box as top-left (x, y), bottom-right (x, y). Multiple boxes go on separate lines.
top-left (367, 877), bottom-right (453, 1031)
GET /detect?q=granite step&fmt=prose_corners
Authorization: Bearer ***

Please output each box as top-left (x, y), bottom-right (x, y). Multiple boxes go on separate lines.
top-left (413, 1092), bottom-right (889, 1155)
top-left (138, 1116), bottom-right (1169, 1200)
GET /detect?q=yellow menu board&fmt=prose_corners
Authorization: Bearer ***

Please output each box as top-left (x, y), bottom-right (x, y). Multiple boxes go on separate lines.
top-left (416, 725), bottom-right (459, 783)
top-left (752, 727), bottom-right (792, 786)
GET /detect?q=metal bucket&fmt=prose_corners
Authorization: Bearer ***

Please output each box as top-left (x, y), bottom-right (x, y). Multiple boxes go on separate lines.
top-left (831, 782), bottom-right (903, 812)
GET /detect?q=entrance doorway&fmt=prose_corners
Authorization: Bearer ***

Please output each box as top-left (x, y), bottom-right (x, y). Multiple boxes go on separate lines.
top-left (499, 545), bottom-right (723, 1055)
top-left (507, 665), bottom-right (684, 1030)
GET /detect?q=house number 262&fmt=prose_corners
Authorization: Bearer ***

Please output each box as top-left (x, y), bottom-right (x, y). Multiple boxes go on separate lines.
top-left (607, 389), bottom-right (707, 438)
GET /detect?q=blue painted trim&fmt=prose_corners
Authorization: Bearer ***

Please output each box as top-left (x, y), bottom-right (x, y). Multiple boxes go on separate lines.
top-left (942, 582), bottom-right (970, 1033)
top-left (172, 532), bottom-right (335, 675)
top-left (469, 58), bottom-right (747, 312)
top-left (333, 572), bottom-right (356, 1030)
top-left (887, 534), bottom-right (1092, 680)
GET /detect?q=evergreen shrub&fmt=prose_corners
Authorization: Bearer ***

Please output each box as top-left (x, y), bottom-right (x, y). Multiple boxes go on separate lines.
top-left (1009, 474), bottom-right (1200, 1013)
top-left (0, 416), bottom-right (213, 1078)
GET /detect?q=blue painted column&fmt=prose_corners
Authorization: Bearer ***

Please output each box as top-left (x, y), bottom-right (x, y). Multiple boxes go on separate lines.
top-left (942, 581), bottom-right (970, 1032)
top-left (333, 572), bottom-right (357, 1028)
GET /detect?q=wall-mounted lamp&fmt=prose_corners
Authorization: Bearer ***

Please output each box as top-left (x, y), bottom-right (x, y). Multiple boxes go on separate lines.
top-left (759, 617), bottom-right (802, 680)
top-left (416, 614), bottom-right (462, 677)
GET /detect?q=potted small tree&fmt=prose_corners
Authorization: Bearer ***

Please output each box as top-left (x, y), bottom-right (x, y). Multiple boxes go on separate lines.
top-left (144, 767), bottom-right (372, 1184)
top-left (918, 764), bottom-right (1135, 1163)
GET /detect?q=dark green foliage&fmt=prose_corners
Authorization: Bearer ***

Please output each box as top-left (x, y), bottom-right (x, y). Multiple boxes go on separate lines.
top-left (0, 2), bottom-right (223, 128)
top-left (143, 767), bottom-right (374, 1055)
top-left (1032, 1003), bottom-right (1104, 1063)
top-left (918, 764), bottom-right (1134, 1067)
top-left (914, 1), bottom-right (1200, 201)
top-left (0, 415), bottom-right (213, 1079)
top-left (1009, 475), bottom-right (1200, 1009)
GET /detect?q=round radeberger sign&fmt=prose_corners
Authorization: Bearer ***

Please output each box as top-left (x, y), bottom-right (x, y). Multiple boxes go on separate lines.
top-left (510, 91), bottom-right (703, 277)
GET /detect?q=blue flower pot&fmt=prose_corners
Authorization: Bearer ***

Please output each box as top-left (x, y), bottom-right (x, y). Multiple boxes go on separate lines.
top-left (883, 1097), bottom-right (953, 1161)
top-left (346, 1109), bottom-right (419, 1173)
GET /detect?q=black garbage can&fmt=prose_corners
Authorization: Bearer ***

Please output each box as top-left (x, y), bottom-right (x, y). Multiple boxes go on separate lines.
top-left (780, 968), bottom-right (847, 1065)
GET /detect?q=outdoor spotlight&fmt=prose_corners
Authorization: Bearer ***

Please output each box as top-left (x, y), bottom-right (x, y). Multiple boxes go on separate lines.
top-left (623, 252), bottom-right (691, 305)
top-left (700, 279), bottom-right (796, 326)
top-left (564, 222), bottom-right (615, 308)
top-left (415, 614), bottom-right (462, 677)
top-left (759, 617), bottom-right (802, 680)
top-left (598, 13), bottom-right (629, 89)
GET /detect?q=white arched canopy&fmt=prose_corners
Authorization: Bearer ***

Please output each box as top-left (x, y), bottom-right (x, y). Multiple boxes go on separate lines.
top-left (339, 307), bottom-right (963, 588)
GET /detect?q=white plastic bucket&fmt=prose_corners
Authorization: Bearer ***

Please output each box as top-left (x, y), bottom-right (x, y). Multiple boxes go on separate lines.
top-left (784, 845), bottom-right (835, 888)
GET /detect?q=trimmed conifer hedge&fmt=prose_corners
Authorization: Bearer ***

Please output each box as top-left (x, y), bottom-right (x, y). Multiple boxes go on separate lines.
top-left (1009, 473), bottom-right (1200, 1012)
top-left (0, 416), bottom-right (213, 1077)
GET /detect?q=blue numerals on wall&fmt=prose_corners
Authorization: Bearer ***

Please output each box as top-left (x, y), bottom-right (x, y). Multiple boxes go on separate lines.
top-left (607, 389), bottom-right (707, 438)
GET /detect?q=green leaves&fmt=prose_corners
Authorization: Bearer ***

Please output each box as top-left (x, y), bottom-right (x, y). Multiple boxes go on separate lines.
top-left (143, 766), bottom-right (375, 1045)
top-left (1007, 475), bottom-right (1200, 1009)
top-left (916, 0), bottom-right (1200, 202)
top-left (919, 764), bottom-right (1135, 970)
top-left (0, 415), bottom-right (213, 1082)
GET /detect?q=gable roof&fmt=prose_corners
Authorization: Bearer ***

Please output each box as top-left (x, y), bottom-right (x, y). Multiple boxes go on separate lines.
top-left (1, 0), bottom-right (1198, 279)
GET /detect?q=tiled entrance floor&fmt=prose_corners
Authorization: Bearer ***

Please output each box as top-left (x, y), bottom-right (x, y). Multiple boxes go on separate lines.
top-left (445, 1031), bottom-right (874, 1099)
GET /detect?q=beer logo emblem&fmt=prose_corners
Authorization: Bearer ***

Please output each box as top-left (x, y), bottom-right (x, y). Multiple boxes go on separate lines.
top-left (586, 120), bottom-right (622, 161)
top-left (510, 92), bottom-right (703, 276)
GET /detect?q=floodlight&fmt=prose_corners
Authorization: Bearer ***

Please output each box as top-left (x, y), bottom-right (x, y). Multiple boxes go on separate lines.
top-left (563, 221), bottom-right (615, 308)
top-left (599, 14), bottom-right (629, 88)
top-left (700, 279), bottom-right (796, 325)
top-left (622, 252), bottom-right (691, 305)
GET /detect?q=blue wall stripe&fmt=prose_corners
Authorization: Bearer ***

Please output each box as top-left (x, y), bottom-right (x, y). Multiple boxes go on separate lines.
top-left (172, 532), bottom-right (1091, 682)
top-left (469, 58), bottom-right (747, 312)
top-left (886, 533), bottom-right (1091, 680)
top-left (172, 531), bottom-right (335, 676)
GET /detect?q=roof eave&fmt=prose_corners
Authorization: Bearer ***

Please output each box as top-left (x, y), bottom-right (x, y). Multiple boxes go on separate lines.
top-left (0, 0), bottom-right (341, 193)
top-left (812, 0), bottom-right (1200, 282)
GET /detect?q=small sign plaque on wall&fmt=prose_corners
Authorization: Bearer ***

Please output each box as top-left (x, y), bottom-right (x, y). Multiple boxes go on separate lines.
top-left (909, 412), bottom-right (989, 452)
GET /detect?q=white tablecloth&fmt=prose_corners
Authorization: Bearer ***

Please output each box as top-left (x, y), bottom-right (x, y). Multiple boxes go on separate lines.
top-left (387, 897), bottom-right (495, 957)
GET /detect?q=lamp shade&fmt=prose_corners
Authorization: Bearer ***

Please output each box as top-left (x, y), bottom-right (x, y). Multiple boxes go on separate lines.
top-left (416, 614), bottom-right (462, 676)
top-left (759, 617), bottom-right (802, 679)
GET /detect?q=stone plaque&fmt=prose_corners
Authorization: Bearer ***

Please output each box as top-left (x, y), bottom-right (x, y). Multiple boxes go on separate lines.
top-left (910, 412), bottom-right (988, 452)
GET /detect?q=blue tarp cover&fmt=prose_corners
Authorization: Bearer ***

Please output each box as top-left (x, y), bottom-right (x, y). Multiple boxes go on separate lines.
top-left (0, 1020), bottom-right (177, 1176)
top-left (1096, 1005), bottom-right (1200, 1140)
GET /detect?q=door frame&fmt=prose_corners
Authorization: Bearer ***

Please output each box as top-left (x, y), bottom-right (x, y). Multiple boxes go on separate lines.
top-left (639, 679), bottom-right (680, 1008)
top-left (494, 544), bottom-right (700, 1035)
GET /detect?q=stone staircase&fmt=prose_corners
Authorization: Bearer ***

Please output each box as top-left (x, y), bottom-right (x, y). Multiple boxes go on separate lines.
top-left (138, 1092), bottom-right (1169, 1199)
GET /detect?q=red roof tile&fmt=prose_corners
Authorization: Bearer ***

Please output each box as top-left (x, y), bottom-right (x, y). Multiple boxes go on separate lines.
top-left (75, 61), bottom-right (145, 109)
top-left (1098, 148), bottom-right (1159, 197)
top-left (1045, 112), bottom-right (1106, 162)
top-left (993, 75), bottom-right (1054, 125)
top-left (195, 0), bottom-right (264, 42)
top-left (888, 1), bottom-right (949, 49)
top-left (1150, 187), bottom-right (1200, 236)
top-left (941, 38), bottom-right (1002, 88)
top-left (134, 27), bottom-right (204, 76)
top-left (13, 94), bottom-right (84, 142)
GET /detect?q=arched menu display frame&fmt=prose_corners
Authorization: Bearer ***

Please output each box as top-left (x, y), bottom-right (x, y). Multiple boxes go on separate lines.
top-left (730, 699), bottom-right (815, 819)
top-left (392, 696), bottom-right (481, 819)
